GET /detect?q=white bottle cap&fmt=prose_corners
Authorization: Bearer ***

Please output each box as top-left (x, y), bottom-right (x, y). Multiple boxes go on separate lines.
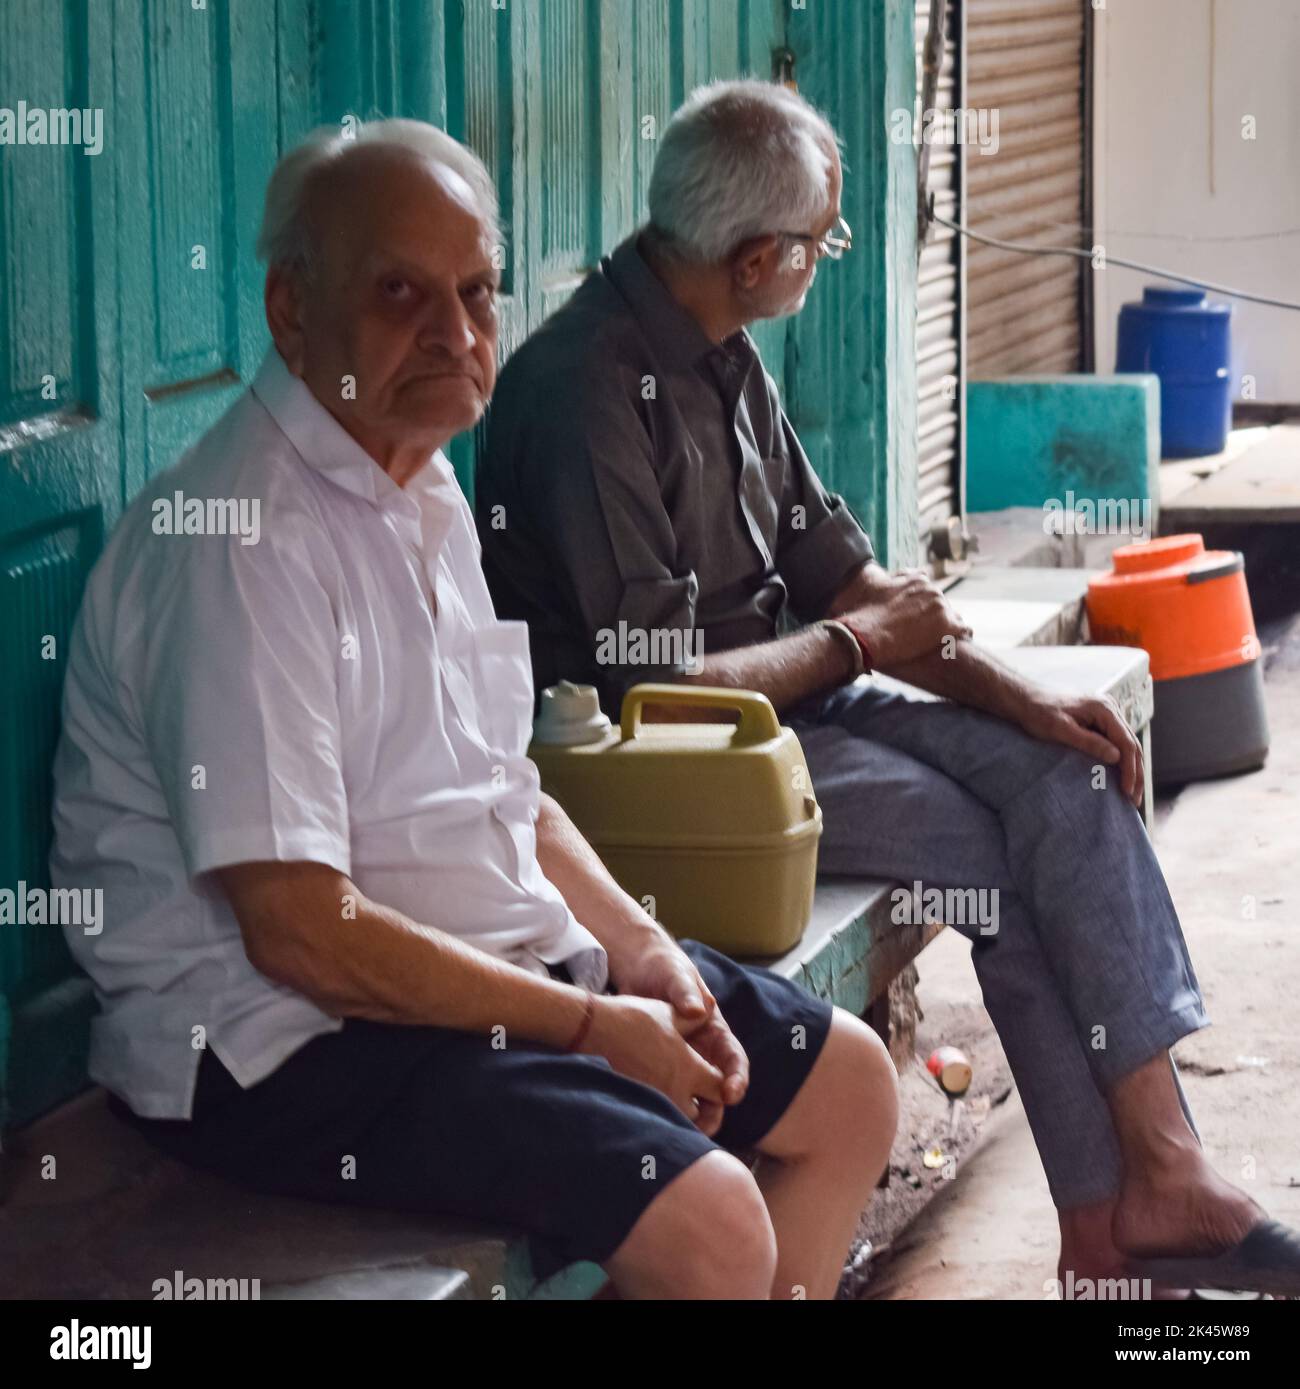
top-left (532, 682), bottom-right (613, 746)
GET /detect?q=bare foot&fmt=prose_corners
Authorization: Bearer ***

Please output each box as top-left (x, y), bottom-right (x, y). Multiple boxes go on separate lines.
top-left (1112, 1159), bottom-right (1263, 1260)
top-left (1059, 1202), bottom-right (1190, 1299)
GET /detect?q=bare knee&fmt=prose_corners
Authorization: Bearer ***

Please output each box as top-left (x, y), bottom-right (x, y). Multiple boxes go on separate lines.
top-left (607, 1150), bottom-right (776, 1299)
top-left (847, 1014), bottom-right (900, 1159)
top-left (794, 1011), bottom-right (900, 1182)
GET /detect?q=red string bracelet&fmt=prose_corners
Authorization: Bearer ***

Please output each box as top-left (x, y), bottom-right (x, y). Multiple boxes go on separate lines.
top-left (564, 991), bottom-right (596, 1054)
top-left (856, 629), bottom-right (875, 673)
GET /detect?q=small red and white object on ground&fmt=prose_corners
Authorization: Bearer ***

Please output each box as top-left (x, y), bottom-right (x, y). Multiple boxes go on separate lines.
top-left (927, 1045), bottom-right (973, 1099)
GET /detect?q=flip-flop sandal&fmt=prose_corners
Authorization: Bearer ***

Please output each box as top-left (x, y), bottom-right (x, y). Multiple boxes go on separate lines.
top-left (1130, 1220), bottom-right (1300, 1298)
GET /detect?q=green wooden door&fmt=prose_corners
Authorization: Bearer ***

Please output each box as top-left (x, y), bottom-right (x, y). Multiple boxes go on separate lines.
top-left (0, 0), bottom-right (314, 1127)
top-left (0, 0), bottom-right (120, 1128)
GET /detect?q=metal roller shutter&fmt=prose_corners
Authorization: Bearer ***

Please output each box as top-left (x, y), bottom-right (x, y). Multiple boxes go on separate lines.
top-left (916, 0), bottom-right (967, 558)
top-left (966, 0), bottom-right (1090, 377)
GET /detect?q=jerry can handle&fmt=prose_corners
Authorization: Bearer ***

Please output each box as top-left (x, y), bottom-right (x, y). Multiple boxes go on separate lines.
top-left (620, 684), bottom-right (782, 748)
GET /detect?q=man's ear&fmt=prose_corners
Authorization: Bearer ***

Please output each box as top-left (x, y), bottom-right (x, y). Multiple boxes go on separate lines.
top-left (264, 266), bottom-right (308, 375)
top-left (729, 234), bottom-right (783, 292)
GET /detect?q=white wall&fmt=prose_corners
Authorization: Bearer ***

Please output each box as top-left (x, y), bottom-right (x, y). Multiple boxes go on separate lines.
top-left (1093, 0), bottom-right (1300, 403)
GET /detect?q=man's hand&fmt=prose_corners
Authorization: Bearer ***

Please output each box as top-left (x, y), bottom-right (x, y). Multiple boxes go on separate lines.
top-left (581, 994), bottom-right (731, 1134)
top-left (836, 569), bottom-right (972, 669)
top-left (1016, 690), bottom-right (1145, 807)
top-left (676, 1008), bottom-right (751, 1133)
top-left (611, 934), bottom-right (714, 1021)
top-left (611, 937), bottom-right (751, 1119)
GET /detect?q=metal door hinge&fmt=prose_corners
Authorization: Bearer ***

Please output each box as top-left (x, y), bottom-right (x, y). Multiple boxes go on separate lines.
top-left (928, 515), bottom-right (979, 580)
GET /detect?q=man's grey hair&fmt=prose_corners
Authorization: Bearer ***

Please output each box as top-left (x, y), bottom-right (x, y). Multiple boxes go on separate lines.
top-left (256, 118), bottom-right (501, 278)
top-left (647, 79), bottom-right (839, 265)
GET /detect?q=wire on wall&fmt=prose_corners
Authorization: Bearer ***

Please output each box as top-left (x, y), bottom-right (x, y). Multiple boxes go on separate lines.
top-left (929, 210), bottom-right (1300, 314)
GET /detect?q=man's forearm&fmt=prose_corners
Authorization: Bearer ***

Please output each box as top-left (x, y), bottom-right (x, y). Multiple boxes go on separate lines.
top-left (679, 621), bottom-right (857, 713)
top-left (534, 792), bottom-right (672, 973)
top-left (828, 561), bottom-right (1039, 725)
top-left (217, 861), bottom-right (590, 1047)
top-left (883, 638), bottom-right (1039, 724)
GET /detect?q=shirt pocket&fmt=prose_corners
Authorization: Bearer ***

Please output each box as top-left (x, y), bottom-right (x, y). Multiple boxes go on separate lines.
top-left (470, 620), bottom-right (536, 756)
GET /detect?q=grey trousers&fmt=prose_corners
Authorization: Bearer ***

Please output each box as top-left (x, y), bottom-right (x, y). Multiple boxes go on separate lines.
top-left (789, 676), bottom-right (1208, 1210)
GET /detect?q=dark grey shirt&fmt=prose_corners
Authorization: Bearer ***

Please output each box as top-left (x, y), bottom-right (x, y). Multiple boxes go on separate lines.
top-left (477, 234), bottom-right (875, 714)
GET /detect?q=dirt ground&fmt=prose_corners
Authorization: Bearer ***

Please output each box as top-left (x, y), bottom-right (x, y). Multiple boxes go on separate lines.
top-left (862, 525), bottom-right (1300, 1300)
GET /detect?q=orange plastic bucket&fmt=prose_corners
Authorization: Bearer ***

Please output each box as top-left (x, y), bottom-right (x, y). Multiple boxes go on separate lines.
top-left (1086, 535), bottom-right (1268, 783)
top-left (1086, 534), bottom-right (1259, 680)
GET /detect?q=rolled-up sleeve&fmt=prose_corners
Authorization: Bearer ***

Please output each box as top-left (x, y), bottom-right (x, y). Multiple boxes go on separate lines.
top-left (773, 407), bottom-right (876, 621)
top-left (136, 519), bottom-right (351, 881)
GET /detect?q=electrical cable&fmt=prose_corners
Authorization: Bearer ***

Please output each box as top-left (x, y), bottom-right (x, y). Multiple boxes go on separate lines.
top-left (930, 210), bottom-right (1300, 313)
top-left (963, 213), bottom-right (1300, 245)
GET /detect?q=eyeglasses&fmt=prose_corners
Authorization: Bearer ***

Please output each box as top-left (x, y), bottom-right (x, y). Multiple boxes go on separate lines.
top-left (775, 215), bottom-right (853, 262)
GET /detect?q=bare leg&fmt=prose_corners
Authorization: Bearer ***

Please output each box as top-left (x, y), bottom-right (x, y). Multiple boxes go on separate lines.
top-left (603, 1150), bottom-right (777, 1299)
top-left (604, 1009), bottom-right (897, 1299)
top-left (1059, 1197), bottom-right (1127, 1281)
top-left (1109, 1050), bottom-right (1262, 1259)
top-left (750, 1010), bottom-right (899, 1300)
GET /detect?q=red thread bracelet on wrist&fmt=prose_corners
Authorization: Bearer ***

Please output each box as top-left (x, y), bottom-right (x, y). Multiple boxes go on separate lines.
top-left (564, 991), bottom-right (596, 1053)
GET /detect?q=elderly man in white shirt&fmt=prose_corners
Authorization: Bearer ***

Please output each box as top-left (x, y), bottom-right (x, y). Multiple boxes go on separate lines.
top-left (50, 119), bottom-right (898, 1300)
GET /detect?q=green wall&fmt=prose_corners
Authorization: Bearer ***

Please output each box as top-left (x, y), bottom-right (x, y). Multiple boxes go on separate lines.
top-left (0, 0), bottom-right (918, 1126)
top-left (0, 0), bottom-right (317, 1127)
top-left (785, 0), bottom-right (920, 568)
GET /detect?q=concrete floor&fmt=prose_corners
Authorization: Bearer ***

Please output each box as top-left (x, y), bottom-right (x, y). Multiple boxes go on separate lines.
top-left (868, 527), bottom-right (1300, 1300)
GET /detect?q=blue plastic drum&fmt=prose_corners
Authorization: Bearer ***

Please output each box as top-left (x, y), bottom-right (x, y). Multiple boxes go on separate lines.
top-left (1116, 285), bottom-right (1232, 458)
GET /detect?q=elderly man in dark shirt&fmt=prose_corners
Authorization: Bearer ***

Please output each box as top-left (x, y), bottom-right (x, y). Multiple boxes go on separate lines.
top-left (476, 225), bottom-right (876, 705)
top-left (477, 80), bottom-right (1300, 1297)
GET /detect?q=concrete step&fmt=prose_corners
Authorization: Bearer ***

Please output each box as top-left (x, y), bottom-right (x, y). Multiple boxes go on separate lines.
top-left (1160, 423), bottom-right (1300, 526)
top-left (948, 564), bottom-right (1095, 648)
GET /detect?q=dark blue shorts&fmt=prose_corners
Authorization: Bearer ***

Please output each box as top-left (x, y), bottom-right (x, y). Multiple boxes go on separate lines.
top-left (111, 940), bottom-right (834, 1281)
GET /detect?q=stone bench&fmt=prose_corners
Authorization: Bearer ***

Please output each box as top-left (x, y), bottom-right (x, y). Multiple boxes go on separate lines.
top-left (0, 644), bottom-right (1153, 1300)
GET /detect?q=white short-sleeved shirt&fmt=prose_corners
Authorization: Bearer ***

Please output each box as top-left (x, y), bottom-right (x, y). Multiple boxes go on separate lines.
top-left (51, 348), bottom-right (608, 1119)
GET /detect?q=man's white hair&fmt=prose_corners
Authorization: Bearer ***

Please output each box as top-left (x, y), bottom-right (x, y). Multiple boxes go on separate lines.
top-left (256, 118), bottom-right (501, 277)
top-left (647, 79), bottom-right (839, 264)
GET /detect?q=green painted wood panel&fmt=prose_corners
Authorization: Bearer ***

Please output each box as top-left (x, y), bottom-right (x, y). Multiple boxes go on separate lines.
top-left (0, 0), bottom-right (315, 1128)
top-left (114, 0), bottom-right (286, 495)
top-left (1, 0), bottom-right (126, 1129)
top-left (783, 0), bottom-right (921, 566)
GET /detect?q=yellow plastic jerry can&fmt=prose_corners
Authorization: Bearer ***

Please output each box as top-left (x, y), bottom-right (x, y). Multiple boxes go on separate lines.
top-left (529, 683), bottom-right (822, 957)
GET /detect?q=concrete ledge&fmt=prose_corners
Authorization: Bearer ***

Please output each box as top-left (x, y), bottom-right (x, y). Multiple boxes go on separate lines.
top-left (967, 506), bottom-right (1143, 574)
top-left (996, 644), bottom-right (1154, 734)
top-left (265, 1267), bottom-right (471, 1299)
top-left (949, 564), bottom-right (1095, 647)
top-left (757, 878), bottom-right (942, 1017)
top-left (1160, 423), bottom-right (1300, 526)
